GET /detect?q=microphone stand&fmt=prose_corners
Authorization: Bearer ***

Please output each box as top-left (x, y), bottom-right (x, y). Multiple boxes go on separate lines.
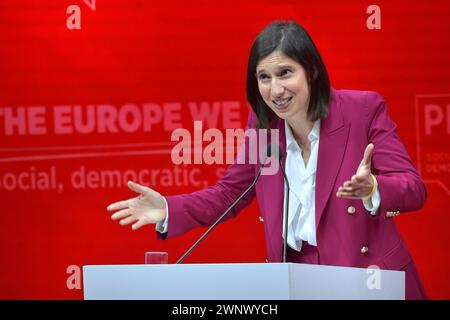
top-left (176, 155), bottom-right (270, 264)
top-left (278, 157), bottom-right (290, 263)
top-left (265, 144), bottom-right (290, 262)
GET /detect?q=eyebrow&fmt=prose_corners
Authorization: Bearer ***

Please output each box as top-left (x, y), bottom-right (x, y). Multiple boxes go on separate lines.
top-left (256, 64), bottom-right (294, 75)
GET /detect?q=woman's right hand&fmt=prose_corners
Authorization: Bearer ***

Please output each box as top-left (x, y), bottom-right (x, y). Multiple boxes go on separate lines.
top-left (107, 181), bottom-right (167, 230)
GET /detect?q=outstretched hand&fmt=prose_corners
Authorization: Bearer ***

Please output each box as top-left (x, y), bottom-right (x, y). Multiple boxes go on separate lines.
top-left (336, 143), bottom-right (375, 200)
top-left (107, 181), bottom-right (167, 230)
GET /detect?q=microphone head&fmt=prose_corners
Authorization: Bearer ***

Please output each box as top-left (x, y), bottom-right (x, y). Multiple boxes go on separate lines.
top-left (266, 144), bottom-right (283, 160)
top-left (266, 143), bottom-right (272, 158)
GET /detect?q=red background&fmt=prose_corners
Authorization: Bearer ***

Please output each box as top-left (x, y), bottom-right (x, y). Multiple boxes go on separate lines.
top-left (1, 0), bottom-right (449, 299)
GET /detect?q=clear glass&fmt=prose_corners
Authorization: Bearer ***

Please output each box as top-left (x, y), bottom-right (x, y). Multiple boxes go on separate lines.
top-left (145, 251), bottom-right (168, 264)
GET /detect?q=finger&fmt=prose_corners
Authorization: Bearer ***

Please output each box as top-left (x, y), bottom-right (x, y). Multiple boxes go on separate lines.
top-left (338, 186), bottom-right (354, 193)
top-left (132, 220), bottom-right (147, 231)
top-left (119, 215), bottom-right (138, 226)
top-left (342, 179), bottom-right (361, 189)
top-left (338, 184), bottom-right (370, 198)
top-left (107, 200), bottom-right (130, 212)
top-left (337, 186), bottom-right (354, 196)
top-left (111, 208), bottom-right (131, 221)
top-left (361, 143), bottom-right (374, 166)
top-left (127, 181), bottom-right (148, 195)
top-left (130, 182), bottom-right (163, 202)
top-left (336, 190), bottom-right (351, 197)
top-left (336, 191), bottom-right (360, 199)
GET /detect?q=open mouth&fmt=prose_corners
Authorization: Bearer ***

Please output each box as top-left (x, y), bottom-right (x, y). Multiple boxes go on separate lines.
top-left (272, 97), bottom-right (293, 109)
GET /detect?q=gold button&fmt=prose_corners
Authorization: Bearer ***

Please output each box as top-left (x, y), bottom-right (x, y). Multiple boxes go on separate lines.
top-left (386, 210), bottom-right (400, 218)
top-left (347, 206), bottom-right (356, 214)
top-left (258, 216), bottom-right (264, 222)
top-left (361, 246), bottom-right (369, 254)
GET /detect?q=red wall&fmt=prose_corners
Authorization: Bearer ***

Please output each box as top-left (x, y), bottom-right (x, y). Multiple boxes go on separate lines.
top-left (1, 0), bottom-right (449, 299)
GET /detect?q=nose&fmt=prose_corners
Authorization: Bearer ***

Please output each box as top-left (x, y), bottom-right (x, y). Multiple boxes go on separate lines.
top-left (270, 79), bottom-right (285, 98)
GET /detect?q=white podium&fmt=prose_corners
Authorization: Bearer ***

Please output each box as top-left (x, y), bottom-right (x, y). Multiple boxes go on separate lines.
top-left (83, 263), bottom-right (405, 300)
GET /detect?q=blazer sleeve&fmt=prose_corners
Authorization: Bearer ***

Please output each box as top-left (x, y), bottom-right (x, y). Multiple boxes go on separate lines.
top-left (365, 91), bottom-right (427, 217)
top-left (159, 111), bottom-right (258, 239)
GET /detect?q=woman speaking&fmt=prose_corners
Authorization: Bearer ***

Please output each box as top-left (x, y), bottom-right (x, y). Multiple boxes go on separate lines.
top-left (107, 21), bottom-right (427, 300)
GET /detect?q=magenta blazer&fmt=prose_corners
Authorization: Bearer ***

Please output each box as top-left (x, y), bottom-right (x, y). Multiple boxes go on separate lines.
top-left (162, 88), bottom-right (427, 299)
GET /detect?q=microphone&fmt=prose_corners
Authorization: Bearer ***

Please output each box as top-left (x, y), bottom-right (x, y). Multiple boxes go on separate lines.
top-left (278, 146), bottom-right (291, 262)
top-left (272, 145), bottom-right (290, 263)
top-left (176, 144), bottom-right (273, 264)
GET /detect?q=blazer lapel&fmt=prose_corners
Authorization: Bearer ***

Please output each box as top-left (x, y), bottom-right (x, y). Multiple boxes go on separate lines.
top-left (315, 89), bottom-right (350, 231)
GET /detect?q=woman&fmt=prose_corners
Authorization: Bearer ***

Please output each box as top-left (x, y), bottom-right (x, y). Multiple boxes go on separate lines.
top-left (107, 21), bottom-right (427, 300)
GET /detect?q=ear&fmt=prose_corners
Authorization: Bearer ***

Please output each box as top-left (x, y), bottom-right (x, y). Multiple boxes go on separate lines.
top-left (313, 68), bottom-right (319, 80)
top-left (308, 68), bottom-right (318, 86)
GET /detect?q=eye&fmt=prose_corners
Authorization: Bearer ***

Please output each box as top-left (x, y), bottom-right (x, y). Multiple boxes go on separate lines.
top-left (280, 69), bottom-right (292, 77)
top-left (257, 73), bottom-right (270, 81)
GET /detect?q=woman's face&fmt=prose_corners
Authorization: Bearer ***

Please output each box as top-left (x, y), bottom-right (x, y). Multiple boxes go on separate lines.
top-left (256, 51), bottom-right (310, 122)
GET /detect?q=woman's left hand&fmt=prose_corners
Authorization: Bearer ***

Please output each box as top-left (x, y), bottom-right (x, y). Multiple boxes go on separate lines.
top-left (336, 143), bottom-right (375, 199)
